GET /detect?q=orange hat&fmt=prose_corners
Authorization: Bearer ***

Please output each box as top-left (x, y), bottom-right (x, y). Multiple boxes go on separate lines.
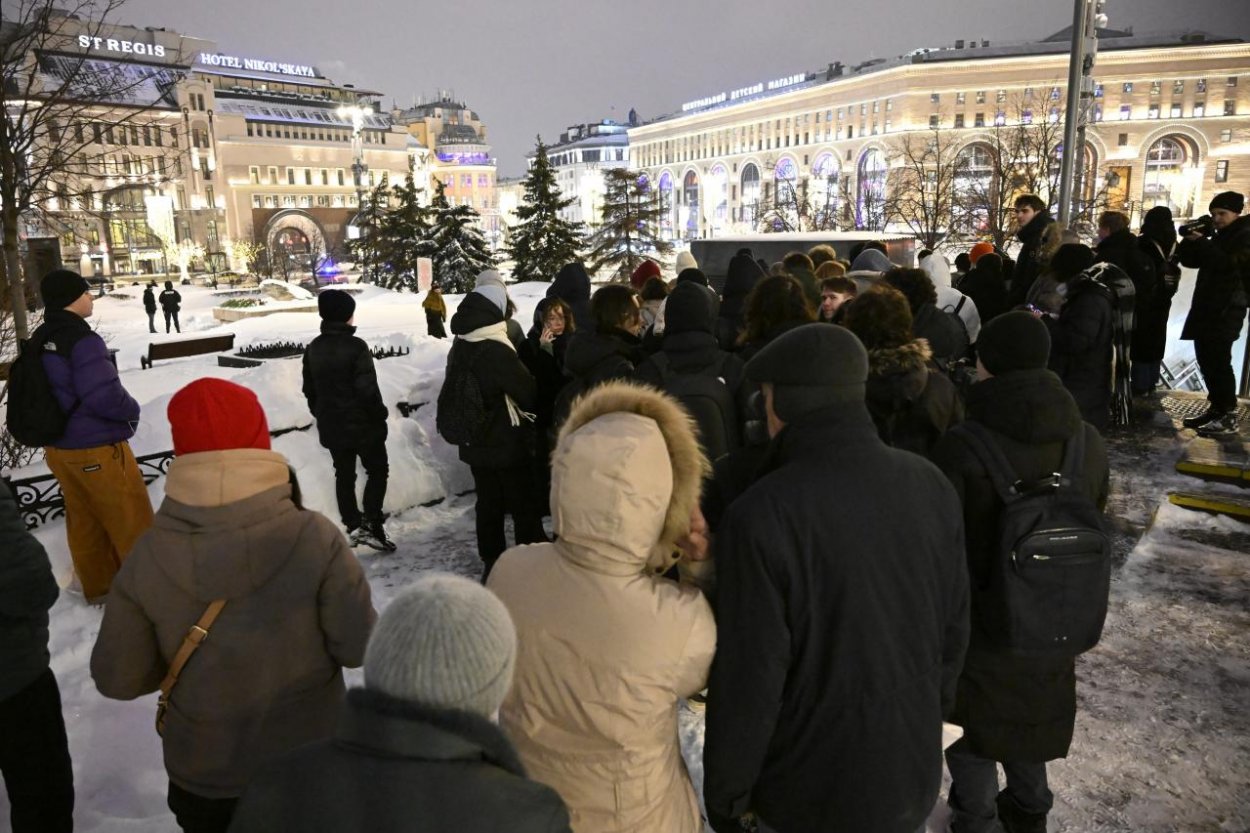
top-left (969, 242), bottom-right (995, 265)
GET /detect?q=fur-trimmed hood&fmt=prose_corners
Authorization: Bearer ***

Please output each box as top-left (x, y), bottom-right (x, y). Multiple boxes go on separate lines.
top-left (552, 381), bottom-right (709, 576)
top-left (866, 339), bottom-right (932, 404)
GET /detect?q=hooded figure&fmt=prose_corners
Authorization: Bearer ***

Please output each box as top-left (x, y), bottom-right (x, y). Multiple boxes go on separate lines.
top-left (1132, 206), bottom-right (1181, 390)
top-left (717, 253), bottom-right (766, 350)
top-left (921, 253), bottom-right (981, 344)
top-left (91, 378), bottom-right (376, 832)
top-left (847, 248), bottom-right (894, 294)
top-left (547, 263), bottom-right (593, 331)
top-left (476, 270), bottom-right (524, 347)
top-left (957, 253), bottom-right (1009, 326)
top-left (488, 382), bottom-right (715, 833)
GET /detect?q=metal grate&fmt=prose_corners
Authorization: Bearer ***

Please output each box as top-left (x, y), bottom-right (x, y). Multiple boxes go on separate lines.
top-left (1160, 394), bottom-right (1250, 423)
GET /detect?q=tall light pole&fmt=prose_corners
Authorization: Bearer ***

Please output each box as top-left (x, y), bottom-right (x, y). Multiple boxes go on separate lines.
top-left (336, 102), bottom-right (373, 210)
top-left (1058, 0), bottom-right (1107, 225)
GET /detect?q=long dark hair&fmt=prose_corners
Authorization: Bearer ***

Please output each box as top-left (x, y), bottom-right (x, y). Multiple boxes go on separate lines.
top-left (287, 466), bottom-right (306, 510)
top-left (739, 275), bottom-right (814, 346)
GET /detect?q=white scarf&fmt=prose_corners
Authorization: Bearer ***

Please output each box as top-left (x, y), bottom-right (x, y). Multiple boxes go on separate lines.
top-left (456, 322), bottom-right (534, 428)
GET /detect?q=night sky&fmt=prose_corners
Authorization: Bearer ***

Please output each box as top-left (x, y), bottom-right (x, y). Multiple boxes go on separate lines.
top-left (118, 0), bottom-right (1250, 176)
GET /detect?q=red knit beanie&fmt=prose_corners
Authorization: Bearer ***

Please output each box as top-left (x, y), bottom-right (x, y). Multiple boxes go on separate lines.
top-left (630, 259), bottom-right (662, 289)
top-left (168, 378), bottom-right (271, 455)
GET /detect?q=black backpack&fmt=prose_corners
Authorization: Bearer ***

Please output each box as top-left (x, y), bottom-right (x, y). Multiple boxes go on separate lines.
top-left (5, 324), bottom-right (78, 448)
top-left (436, 342), bottom-right (489, 446)
top-left (950, 420), bottom-right (1111, 658)
top-left (649, 352), bottom-right (740, 462)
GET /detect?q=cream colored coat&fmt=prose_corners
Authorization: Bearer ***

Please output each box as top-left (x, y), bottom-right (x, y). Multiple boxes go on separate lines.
top-left (489, 382), bottom-right (715, 833)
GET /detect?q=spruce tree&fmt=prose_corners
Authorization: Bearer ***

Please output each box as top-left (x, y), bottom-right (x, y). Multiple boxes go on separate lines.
top-left (346, 177), bottom-right (392, 284)
top-left (376, 175), bottom-right (436, 292)
top-left (507, 136), bottom-right (585, 281)
top-left (586, 168), bottom-right (672, 281)
top-left (429, 180), bottom-right (495, 293)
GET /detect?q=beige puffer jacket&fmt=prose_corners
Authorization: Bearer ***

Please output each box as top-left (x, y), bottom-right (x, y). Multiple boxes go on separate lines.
top-left (488, 382), bottom-right (716, 833)
top-left (90, 449), bottom-right (376, 798)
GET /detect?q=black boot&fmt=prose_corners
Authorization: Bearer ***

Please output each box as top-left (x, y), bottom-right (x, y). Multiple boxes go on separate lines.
top-left (996, 791), bottom-right (1047, 833)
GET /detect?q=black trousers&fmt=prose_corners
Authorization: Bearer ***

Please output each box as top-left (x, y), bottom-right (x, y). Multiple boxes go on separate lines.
top-left (146, 310), bottom-right (157, 333)
top-left (0, 668), bottom-right (74, 833)
top-left (946, 737), bottom-right (1053, 833)
top-left (164, 309), bottom-right (181, 333)
top-left (470, 464), bottom-right (546, 581)
top-left (1193, 336), bottom-right (1237, 413)
top-left (168, 781), bottom-right (238, 833)
top-left (329, 440), bottom-right (389, 530)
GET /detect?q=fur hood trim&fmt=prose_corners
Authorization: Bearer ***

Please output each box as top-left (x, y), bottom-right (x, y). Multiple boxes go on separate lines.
top-left (867, 339), bottom-right (932, 376)
top-left (556, 381), bottom-right (710, 575)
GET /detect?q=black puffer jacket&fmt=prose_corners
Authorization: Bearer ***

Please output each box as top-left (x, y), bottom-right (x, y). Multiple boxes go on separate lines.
top-left (930, 369), bottom-right (1109, 763)
top-left (716, 254), bottom-right (765, 349)
top-left (1044, 276), bottom-right (1113, 431)
top-left (518, 300), bottom-right (571, 435)
top-left (229, 688), bottom-right (572, 833)
top-left (705, 404), bottom-right (969, 833)
top-left (958, 259), bottom-right (1009, 325)
top-left (1097, 228), bottom-right (1156, 356)
top-left (302, 322), bottom-right (388, 450)
top-left (448, 292), bottom-right (537, 469)
top-left (865, 340), bottom-right (964, 457)
top-left (1179, 214), bottom-right (1250, 342)
top-left (1008, 211), bottom-right (1055, 308)
top-left (546, 263), bottom-right (592, 332)
top-left (0, 485), bottom-right (60, 702)
top-left (1134, 233), bottom-right (1180, 364)
top-left (562, 328), bottom-right (644, 390)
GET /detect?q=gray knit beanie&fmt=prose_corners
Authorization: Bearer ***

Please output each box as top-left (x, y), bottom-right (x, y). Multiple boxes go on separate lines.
top-left (364, 574), bottom-right (517, 717)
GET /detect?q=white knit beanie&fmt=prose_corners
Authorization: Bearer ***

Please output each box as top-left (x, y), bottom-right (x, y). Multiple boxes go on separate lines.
top-left (675, 251), bottom-right (698, 272)
top-left (364, 574), bottom-right (517, 717)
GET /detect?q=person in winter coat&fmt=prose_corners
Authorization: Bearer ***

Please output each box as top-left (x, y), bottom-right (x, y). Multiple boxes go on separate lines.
top-left (676, 267), bottom-right (710, 287)
top-left (1026, 241), bottom-right (1093, 317)
top-left (1096, 211), bottom-right (1155, 392)
top-left (488, 381), bottom-right (716, 833)
top-left (782, 251), bottom-right (821, 309)
top-left (160, 280), bottom-right (182, 333)
top-left (716, 251), bottom-right (766, 349)
top-left (884, 267), bottom-right (969, 363)
top-left (0, 485), bottom-right (74, 833)
top-left (91, 378), bottom-right (376, 833)
top-left (922, 252), bottom-right (981, 344)
top-left (959, 253), bottom-right (1009, 325)
top-left (423, 286), bottom-right (448, 338)
top-left (303, 289), bottom-right (393, 551)
top-left (475, 270), bottom-right (525, 347)
top-left (519, 297), bottom-right (575, 512)
top-left (556, 285), bottom-right (647, 421)
top-left (630, 258), bottom-right (662, 290)
top-left (547, 262), bottom-right (593, 332)
top-left (931, 312), bottom-right (1109, 833)
top-left (846, 246), bottom-right (894, 294)
top-left (817, 276), bottom-right (857, 324)
top-left (736, 274), bottom-right (815, 362)
top-left (1039, 244), bottom-right (1114, 431)
top-left (1177, 191), bottom-right (1250, 435)
top-left (143, 281), bottom-right (158, 333)
top-left (675, 249), bottom-right (698, 273)
top-left (638, 276), bottom-right (669, 333)
top-left (37, 269), bottom-right (154, 604)
top-left (447, 285), bottom-right (547, 578)
top-left (1133, 206), bottom-right (1181, 394)
top-left (1007, 195), bottom-right (1055, 308)
top-left (229, 574), bottom-right (572, 833)
top-left (844, 284), bottom-right (963, 456)
top-left (704, 324), bottom-right (969, 833)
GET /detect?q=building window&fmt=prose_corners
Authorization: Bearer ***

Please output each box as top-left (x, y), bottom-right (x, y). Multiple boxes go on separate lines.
top-left (1194, 102), bottom-right (1206, 117)
top-left (337, 169), bottom-right (345, 186)
top-left (1118, 133), bottom-right (1129, 146)
top-left (304, 169), bottom-right (313, 185)
top-left (321, 169), bottom-right (329, 185)
top-left (287, 168), bottom-right (296, 185)
top-left (1150, 81), bottom-right (1162, 96)
top-left (246, 123), bottom-right (254, 137)
top-left (268, 166), bottom-right (278, 184)
top-left (1170, 104), bottom-right (1182, 118)
top-left (930, 93), bottom-right (940, 105)
top-left (1172, 80), bottom-right (1185, 95)
top-left (929, 114), bottom-right (940, 128)
top-left (1226, 100), bottom-right (1237, 116)
top-left (1197, 79), bottom-right (1208, 93)
top-left (206, 221), bottom-right (219, 247)
top-left (1122, 82), bottom-right (1134, 93)
top-left (975, 91), bottom-right (986, 104)
top-left (249, 166), bottom-right (259, 184)
top-left (954, 114), bottom-right (965, 128)
top-left (1215, 160), bottom-right (1229, 183)
top-left (1228, 76), bottom-right (1239, 87)
top-left (1023, 87), bottom-right (1034, 100)
top-left (994, 111), bottom-right (1006, 126)
top-left (996, 89), bottom-right (1007, 103)
top-left (1022, 110), bottom-right (1034, 124)
top-left (252, 195), bottom-right (262, 208)
top-left (1095, 83), bottom-right (1104, 98)
top-left (955, 92), bottom-right (966, 105)
top-left (974, 112), bottom-right (985, 127)
top-left (282, 196), bottom-right (295, 207)
top-left (265, 196), bottom-right (276, 208)
top-left (1050, 86), bottom-right (1062, 100)
top-left (1148, 104), bottom-right (1160, 119)
top-left (1220, 129), bottom-right (1233, 142)
top-left (177, 187), bottom-right (187, 210)
top-left (1119, 105), bottom-right (1132, 120)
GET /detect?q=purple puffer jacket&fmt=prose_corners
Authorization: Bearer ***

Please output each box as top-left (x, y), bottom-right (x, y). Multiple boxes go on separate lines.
top-left (40, 312), bottom-right (140, 449)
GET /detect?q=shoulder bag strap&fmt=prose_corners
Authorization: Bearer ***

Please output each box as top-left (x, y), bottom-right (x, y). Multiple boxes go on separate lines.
top-left (159, 600), bottom-right (227, 704)
top-left (1057, 426), bottom-right (1087, 490)
top-left (949, 421), bottom-right (1023, 502)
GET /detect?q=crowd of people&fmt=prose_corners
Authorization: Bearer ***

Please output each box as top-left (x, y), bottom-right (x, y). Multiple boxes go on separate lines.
top-left (1, 189), bottom-right (1246, 833)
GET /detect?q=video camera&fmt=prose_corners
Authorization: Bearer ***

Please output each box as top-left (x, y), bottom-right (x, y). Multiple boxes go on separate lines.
top-left (1178, 215), bottom-right (1215, 238)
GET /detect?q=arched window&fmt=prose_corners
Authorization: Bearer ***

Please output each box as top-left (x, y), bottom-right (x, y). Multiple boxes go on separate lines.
top-left (658, 171), bottom-right (675, 237)
top-left (811, 153), bottom-right (840, 229)
top-left (953, 143), bottom-right (995, 235)
top-left (708, 163), bottom-right (728, 223)
top-left (740, 163), bottom-right (761, 225)
top-left (682, 170), bottom-right (700, 239)
top-left (1143, 136), bottom-right (1195, 216)
top-left (856, 148), bottom-right (888, 230)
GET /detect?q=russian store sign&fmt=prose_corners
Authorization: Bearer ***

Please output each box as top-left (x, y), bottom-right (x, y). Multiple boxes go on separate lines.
top-left (197, 53), bottom-right (316, 78)
top-left (77, 35), bottom-right (167, 57)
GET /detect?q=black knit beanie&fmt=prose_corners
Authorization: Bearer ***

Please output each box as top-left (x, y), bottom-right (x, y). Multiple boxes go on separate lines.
top-left (664, 282), bottom-right (716, 336)
top-left (41, 269), bottom-right (91, 310)
top-left (1209, 191), bottom-right (1244, 215)
top-left (977, 311), bottom-right (1051, 376)
top-left (318, 289), bottom-right (356, 323)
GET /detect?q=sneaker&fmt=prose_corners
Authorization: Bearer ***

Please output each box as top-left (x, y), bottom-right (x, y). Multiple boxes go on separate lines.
top-left (354, 523), bottom-right (397, 552)
top-left (1196, 411), bottom-right (1239, 437)
top-left (1183, 407), bottom-right (1226, 430)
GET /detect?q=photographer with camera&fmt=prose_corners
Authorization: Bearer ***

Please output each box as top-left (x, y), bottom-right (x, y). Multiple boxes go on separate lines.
top-left (1178, 191), bottom-right (1250, 436)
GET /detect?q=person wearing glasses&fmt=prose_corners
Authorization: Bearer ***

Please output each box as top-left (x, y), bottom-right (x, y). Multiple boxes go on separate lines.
top-left (1007, 195), bottom-right (1055, 309)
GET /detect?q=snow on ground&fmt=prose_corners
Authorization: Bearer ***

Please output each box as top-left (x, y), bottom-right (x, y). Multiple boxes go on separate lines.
top-left (2, 282), bottom-right (1248, 832)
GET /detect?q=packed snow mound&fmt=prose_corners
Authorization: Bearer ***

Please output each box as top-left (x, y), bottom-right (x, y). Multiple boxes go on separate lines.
top-left (259, 278), bottom-right (315, 301)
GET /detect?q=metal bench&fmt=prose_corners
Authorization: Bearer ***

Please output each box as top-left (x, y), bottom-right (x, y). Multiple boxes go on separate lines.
top-left (140, 333), bottom-right (236, 369)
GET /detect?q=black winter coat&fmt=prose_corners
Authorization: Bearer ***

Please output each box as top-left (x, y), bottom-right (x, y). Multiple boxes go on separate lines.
top-left (704, 404), bottom-right (969, 833)
top-left (634, 331), bottom-right (745, 398)
top-left (716, 254), bottom-right (765, 349)
top-left (554, 328), bottom-right (646, 425)
top-left (1179, 214), bottom-right (1250, 342)
top-left (302, 322), bottom-right (389, 450)
top-left (1008, 212), bottom-right (1055, 308)
top-left (865, 340), bottom-right (964, 457)
top-left (228, 688), bottom-right (572, 833)
top-left (518, 306), bottom-right (571, 436)
top-left (958, 262), bottom-right (1008, 325)
top-left (448, 293), bottom-right (537, 469)
top-left (0, 485), bottom-right (60, 702)
top-left (1097, 229), bottom-right (1156, 357)
top-left (912, 303), bottom-right (969, 363)
top-left (142, 286), bottom-right (157, 313)
top-left (546, 263), bottom-right (592, 332)
top-left (159, 288), bottom-right (181, 312)
top-left (930, 369), bottom-right (1109, 763)
top-left (1044, 276), bottom-right (1113, 431)
top-left (1134, 234), bottom-right (1180, 364)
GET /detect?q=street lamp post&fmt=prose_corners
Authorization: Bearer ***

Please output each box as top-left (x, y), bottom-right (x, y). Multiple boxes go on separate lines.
top-left (336, 102), bottom-right (373, 210)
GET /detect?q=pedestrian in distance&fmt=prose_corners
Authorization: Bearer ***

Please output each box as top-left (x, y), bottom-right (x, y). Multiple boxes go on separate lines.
top-left (143, 281), bottom-right (158, 333)
top-left (91, 377), bottom-right (376, 833)
top-left (0, 485), bottom-right (74, 833)
top-left (228, 573), bottom-right (572, 833)
top-left (488, 381), bottom-right (716, 833)
top-left (160, 280), bottom-right (182, 333)
top-left (931, 312), bottom-right (1110, 833)
top-left (303, 288), bottom-right (395, 552)
top-left (35, 269), bottom-right (154, 604)
top-left (704, 323), bottom-right (969, 833)
top-left (423, 285), bottom-right (447, 339)
top-left (1177, 190), bottom-right (1250, 436)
